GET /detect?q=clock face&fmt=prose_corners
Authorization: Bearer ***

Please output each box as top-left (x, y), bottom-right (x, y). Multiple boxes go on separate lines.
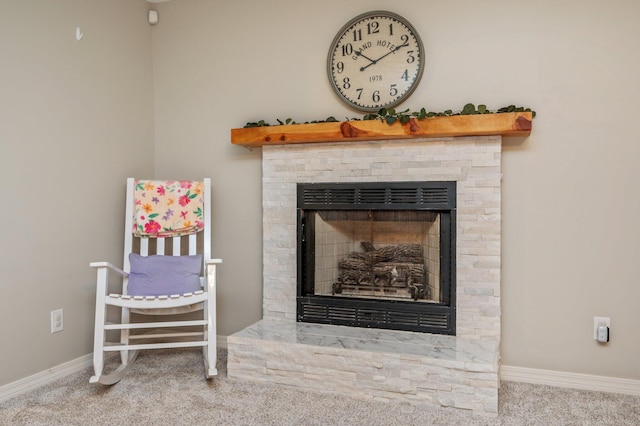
top-left (327, 11), bottom-right (425, 112)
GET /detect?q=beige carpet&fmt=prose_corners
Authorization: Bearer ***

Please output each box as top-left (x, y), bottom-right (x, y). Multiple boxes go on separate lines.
top-left (1, 348), bottom-right (638, 425)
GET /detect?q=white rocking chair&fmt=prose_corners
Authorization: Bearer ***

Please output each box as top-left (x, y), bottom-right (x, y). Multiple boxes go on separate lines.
top-left (90, 178), bottom-right (221, 384)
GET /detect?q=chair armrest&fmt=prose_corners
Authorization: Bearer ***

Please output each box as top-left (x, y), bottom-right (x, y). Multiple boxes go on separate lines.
top-left (205, 258), bottom-right (223, 265)
top-left (89, 261), bottom-right (128, 277)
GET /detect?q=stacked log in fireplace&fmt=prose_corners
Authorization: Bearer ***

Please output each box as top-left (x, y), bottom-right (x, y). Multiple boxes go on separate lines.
top-left (332, 242), bottom-right (430, 301)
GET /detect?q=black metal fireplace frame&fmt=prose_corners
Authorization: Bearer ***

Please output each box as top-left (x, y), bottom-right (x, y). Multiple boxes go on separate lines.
top-left (296, 181), bottom-right (456, 335)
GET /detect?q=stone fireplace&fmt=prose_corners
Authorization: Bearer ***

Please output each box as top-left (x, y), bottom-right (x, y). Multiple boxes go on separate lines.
top-left (228, 134), bottom-right (503, 416)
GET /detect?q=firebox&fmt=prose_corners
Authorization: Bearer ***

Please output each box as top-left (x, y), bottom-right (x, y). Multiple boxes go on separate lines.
top-left (297, 181), bottom-right (456, 334)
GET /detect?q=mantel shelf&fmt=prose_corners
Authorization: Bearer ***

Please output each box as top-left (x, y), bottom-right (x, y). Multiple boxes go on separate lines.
top-left (230, 111), bottom-right (532, 148)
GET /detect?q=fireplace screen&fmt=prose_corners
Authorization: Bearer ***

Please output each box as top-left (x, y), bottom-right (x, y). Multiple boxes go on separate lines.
top-left (312, 210), bottom-right (441, 302)
top-left (297, 181), bottom-right (456, 334)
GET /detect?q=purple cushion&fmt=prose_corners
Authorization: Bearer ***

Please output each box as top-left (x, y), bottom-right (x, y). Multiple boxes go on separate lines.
top-left (128, 253), bottom-right (202, 296)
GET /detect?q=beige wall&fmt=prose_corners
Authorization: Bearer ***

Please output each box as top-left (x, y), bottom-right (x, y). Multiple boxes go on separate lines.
top-left (0, 0), bottom-right (154, 386)
top-left (1, 0), bottom-right (638, 388)
top-left (151, 0), bottom-right (640, 380)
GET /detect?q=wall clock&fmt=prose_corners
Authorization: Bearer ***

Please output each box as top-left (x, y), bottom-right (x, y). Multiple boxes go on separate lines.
top-left (327, 11), bottom-right (425, 112)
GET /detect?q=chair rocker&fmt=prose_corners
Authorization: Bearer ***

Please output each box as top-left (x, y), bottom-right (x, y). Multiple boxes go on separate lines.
top-left (90, 178), bottom-right (221, 384)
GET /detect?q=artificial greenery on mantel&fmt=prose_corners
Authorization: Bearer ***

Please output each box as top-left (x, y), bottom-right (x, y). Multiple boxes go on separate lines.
top-left (244, 103), bottom-right (536, 128)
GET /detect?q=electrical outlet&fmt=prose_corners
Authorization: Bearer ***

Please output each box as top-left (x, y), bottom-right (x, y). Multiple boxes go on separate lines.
top-left (593, 316), bottom-right (610, 340)
top-left (51, 309), bottom-right (64, 333)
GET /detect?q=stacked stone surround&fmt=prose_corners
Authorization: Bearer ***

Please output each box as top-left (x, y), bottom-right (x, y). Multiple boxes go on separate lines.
top-left (227, 136), bottom-right (502, 416)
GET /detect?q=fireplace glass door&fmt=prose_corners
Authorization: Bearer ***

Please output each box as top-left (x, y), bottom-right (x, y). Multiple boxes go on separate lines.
top-left (297, 181), bottom-right (456, 334)
top-left (311, 210), bottom-right (442, 303)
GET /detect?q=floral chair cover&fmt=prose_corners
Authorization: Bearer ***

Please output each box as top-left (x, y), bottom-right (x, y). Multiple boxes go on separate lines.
top-left (133, 180), bottom-right (204, 238)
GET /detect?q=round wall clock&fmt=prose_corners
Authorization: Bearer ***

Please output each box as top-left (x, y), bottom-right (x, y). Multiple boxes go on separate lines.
top-left (327, 11), bottom-right (425, 112)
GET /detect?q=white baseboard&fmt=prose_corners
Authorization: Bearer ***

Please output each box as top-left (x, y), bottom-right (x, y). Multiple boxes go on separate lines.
top-left (217, 334), bottom-right (228, 349)
top-left (500, 365), bottom-right (640, 396)
top-left (0, 335), bottom-right (228, 404)
top-left (4, 349), bottom-right (635, 404)
top-left (0, 354), bottom-right (94, 403)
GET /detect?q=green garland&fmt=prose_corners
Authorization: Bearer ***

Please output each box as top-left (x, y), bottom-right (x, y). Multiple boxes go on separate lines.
top-left (244, 103), bottom-right (536, 128)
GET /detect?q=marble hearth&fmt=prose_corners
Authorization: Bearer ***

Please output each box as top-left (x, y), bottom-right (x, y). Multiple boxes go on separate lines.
top-left (228, 135), bottom-right (502, 416)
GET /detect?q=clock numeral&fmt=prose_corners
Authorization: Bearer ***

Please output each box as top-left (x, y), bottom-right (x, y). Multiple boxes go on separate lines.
top-left (367, 22), bottom-right (379, 35)
top-left (336, 61), bottom-right (344, 73)
top-left (400, 34), bottom-right (409, 44)
top-left (356, 88), bottom-right (363, 100)
top-left (372, 90), bottom-right (380, 103)
top-left (406, 50), bottom-right (416, 64)
top-left (341, 44), bottom-right (353, 57)
top-left (389, 84), bottom-right (398, 97)
top-left (342, 77), bottom-right (351, 90)
top-left (352, 29), bottom-right (362, 42)
top-left (388, 23), bottom-right (394, 36)
top-left (401, 69), bottom-right (410, 81)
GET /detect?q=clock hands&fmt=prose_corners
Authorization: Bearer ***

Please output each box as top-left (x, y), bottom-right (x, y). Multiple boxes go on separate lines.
top-left (354, 51), bottom-right (376, 64)
top-left (371, 42), bottom-right (410, 65)
top-left (358, 42), bottom-right (409, 72)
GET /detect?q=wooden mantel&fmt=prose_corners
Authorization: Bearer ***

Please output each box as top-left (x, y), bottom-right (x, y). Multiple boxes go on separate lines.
top-left (231, 111), bottom-right (532, 148)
